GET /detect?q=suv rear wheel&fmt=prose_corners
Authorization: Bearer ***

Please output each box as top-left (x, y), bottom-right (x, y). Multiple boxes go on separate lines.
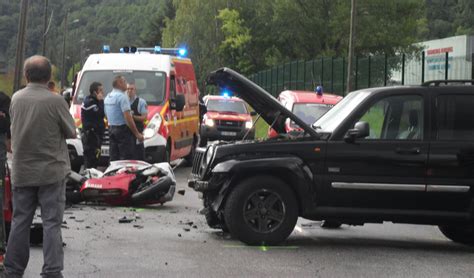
top-left (439, 224), bottom-right (474, 245)
top-left (224, 176), bottom-right (298, 245)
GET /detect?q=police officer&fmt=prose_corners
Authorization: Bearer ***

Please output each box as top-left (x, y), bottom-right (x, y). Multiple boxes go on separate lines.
top-left (81, 82), bottom-right (105, 169)
top-left (104, 76), bottom-right (144, 161)
top-left (127, 82), bottom-right (148, 160)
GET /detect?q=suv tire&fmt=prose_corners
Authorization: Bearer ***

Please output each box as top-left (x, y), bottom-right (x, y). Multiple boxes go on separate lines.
top-left (439, 224), bottom-right (474, 245)
top-left (224, 176), bottom-right (298, 245)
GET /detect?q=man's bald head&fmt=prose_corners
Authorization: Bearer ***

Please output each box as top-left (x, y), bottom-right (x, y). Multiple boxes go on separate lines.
top-left (23, 55), bottom-right (52, 84)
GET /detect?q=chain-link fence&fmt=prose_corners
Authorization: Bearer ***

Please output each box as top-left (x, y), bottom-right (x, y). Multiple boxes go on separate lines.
top-left (248, 52), bottom-right (474, 97)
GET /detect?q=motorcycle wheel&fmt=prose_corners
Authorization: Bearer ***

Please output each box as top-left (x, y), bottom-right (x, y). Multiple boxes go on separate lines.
top-left (131, 176), bottom-right (174, 204)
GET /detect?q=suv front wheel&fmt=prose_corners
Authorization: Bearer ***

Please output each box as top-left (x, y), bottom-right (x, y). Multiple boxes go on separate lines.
top-left (224, 176), bottom-right (298, 245)
top-left (439, 224), bottom-right (474, 245)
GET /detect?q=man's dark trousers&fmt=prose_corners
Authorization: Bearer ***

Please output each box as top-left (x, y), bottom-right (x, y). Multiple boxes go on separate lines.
top-left (81, 129), bottom-right (102, 169)
top-left (109, 125), bottom-right (134, 161)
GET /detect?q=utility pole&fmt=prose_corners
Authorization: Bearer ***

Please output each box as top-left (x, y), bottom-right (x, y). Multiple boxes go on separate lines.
top-left (60, 11), bottom-right (68, 89)
top-left (41, 0), bottom-right (48, 55)
top-left (13, 0), bottom-right (29, 93)
top-left (346, 0), bottom-right (357, 95)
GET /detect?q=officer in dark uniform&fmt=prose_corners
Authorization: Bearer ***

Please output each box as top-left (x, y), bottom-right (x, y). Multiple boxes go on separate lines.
top-left (81, 82), bottom-right (105, 169)
top-left (127, 82), bottom-right (148, 160)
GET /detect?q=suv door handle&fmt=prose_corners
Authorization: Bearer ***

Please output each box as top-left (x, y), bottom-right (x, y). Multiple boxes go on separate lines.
top-left (395, 147), bottom-right (421, 155)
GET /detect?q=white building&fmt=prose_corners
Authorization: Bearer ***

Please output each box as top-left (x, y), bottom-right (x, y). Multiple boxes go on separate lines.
top-left (402, 35), bottom-right (474, 84)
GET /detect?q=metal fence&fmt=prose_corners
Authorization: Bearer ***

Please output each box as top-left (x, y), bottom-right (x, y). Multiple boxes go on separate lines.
top-left (248, 52), bottom-right (474, 97)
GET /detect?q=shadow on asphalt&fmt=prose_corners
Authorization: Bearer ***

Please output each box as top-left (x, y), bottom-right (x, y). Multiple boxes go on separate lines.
top-left (205, 228), bottom-right (474, 253)
top-left (286, 235), bottom-right (474, 253)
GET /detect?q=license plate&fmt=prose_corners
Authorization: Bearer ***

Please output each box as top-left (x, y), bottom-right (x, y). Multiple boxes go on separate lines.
top-left (221, 131), bottom-right (237, 136)
top-left (101, 146), bottom-right (109, 156)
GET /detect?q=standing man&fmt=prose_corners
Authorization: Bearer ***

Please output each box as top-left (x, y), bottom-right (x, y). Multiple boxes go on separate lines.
top-left (81, 82), bottom-right (105, 169)
top-left (0, 91), bottom-right (11, 266)
top-left (5, 55), bottom-right (76, 277)
top-left (127, 82), bottom-right (148, 160)
top-left (104, 76), bottom-right (144, 161)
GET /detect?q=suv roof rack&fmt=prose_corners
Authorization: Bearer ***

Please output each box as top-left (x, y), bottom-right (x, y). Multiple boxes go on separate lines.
top-left (422, 80), bottom-right (474, 87)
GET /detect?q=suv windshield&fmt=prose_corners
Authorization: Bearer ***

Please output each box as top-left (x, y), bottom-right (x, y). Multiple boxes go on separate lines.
top-left (292, 103), bottom-right (334, 125)
top-left (74, 70), bottom-right (166, 105)
top-left (206, 99), bottom-right (248, 114)
top-left (313, 90), bottom-right (372, 133)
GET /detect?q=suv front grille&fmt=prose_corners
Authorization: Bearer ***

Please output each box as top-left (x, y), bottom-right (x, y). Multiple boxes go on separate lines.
top-left (192, 147), bottom-right (206, 177)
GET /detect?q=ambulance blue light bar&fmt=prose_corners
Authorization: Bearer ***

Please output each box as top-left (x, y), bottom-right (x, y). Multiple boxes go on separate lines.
top-left (103, 45), bottom-right (188, 57)
top-left (178, 48), bottom-right (187, 57)
top-left (136, 47), bottom-right (188, 57)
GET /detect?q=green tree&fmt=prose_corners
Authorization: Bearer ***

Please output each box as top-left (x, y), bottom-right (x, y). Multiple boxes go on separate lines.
top-left (217, 8), bottom-right (252, 74)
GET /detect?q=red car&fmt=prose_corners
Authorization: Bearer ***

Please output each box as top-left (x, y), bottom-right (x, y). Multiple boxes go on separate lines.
top-left (268, 90), bottom-right (342, 137)
top-left (200, 95), bottom-right (255, 145)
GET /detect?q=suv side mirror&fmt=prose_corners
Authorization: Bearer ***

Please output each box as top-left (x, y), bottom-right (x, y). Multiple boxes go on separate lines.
top-left (171, 94), bottom-right (185, 112)
top-left (250, 111), bottom-right (257, 116)
top-left (344, 121), bottom-right (370, 143)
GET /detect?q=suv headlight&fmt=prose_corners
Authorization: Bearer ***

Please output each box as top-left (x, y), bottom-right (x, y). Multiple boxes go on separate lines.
top-left (76, 128), bottom-right (81, 139)
top-left (200, 145), bottom-right (215, 174)
top-left (143, 114), bottom-right (162, 139)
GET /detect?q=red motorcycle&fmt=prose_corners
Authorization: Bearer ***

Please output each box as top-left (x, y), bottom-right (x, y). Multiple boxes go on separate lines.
top-left (66, 160), bottom-right (176, 206)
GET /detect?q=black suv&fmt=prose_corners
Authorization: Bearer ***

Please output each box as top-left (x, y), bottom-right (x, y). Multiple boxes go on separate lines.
top-left (189, 68), bottom-right (474, 246)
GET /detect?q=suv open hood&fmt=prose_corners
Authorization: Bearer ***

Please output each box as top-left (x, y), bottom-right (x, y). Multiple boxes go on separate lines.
top-left (206, 68), bottom-right (319, 137)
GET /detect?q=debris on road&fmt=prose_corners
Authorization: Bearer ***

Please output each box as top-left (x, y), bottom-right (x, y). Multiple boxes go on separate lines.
top-left (178, 233), bottom-right (182, 237)
top-left (183, 227), bottom-right (190, 232)
top-left (133, 224), bottom-right (144, 229)
top-left (177, 189), bottom-right (185, 196)
top-left (118, 216), bottom-right (134, 223)
top-left (93, 207), bottom-right (107, 211)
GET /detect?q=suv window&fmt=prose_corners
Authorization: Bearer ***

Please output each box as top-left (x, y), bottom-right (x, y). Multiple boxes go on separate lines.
top-left (436, 95), bottom-right (474, 140)
top-left (357, 95), bottom-right (423, 140)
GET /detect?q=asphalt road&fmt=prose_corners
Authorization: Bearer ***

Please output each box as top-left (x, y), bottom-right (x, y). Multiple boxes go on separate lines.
top-left (23, 165), bottom-right (474, 278)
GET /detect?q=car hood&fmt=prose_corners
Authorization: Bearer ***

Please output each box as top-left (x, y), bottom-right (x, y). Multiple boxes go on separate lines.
top-left (206, 68), bottom-right (319, 137)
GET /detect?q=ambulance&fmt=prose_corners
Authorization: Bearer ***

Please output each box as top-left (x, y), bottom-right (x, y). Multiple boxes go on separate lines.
top-left (68, 46), bottom-right (200, 170)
